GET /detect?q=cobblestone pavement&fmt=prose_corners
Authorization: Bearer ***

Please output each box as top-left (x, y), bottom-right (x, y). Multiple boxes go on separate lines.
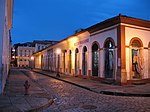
top-left (0, 68), bottom-right (52, 112)
top-left (23, 69), bottom-right (150, 112)
top-left (33, 69), bottom-right (150, 96)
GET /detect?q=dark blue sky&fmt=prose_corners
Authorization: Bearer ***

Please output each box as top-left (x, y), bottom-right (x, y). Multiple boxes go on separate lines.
top-left (11, 0), bottom-right (150, 44)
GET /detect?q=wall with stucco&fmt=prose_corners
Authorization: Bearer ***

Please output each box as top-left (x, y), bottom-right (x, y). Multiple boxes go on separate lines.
top-left (0, 0), bottom-right (5, 93)
top-left (125, 25), bottom-right (150, 80)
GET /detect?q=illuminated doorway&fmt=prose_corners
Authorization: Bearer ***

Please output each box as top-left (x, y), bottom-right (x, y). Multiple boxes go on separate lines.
top-left (75, 48), bottom-right (79, 74)
top-left (130, 38), bottom-right (143, 79)
top-left (82, 46), bottom-right (88, 76)
top-left (92, 43), bottom-right (99, 76)
top-left (41, 55), bottom-right (43, 69)
top-left (104, 39), bottom-right (115, 78)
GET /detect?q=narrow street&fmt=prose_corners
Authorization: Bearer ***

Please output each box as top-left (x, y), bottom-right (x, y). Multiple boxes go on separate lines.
top-left (1, 0), bottom-right (150, 112)
top-left (18, 69), bottom-right (150, 112)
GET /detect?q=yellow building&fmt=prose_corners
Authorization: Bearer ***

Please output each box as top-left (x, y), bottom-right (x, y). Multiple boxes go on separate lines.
top-left (32, 15), bottom-right (150, 85)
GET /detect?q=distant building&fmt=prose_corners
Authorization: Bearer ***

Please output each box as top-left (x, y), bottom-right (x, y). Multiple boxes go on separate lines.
top-left (33, 40), bottom-right (58, 52)
top-left (17, 46), bottom-right (35, 67)
top-left (0, 0), bottom-right (13, 94)
top-left (13, 40), bottom-right (57, 67)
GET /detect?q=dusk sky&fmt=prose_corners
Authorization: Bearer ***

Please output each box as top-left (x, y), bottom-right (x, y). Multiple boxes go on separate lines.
top-left (11, 0), bottom-right (150, 44)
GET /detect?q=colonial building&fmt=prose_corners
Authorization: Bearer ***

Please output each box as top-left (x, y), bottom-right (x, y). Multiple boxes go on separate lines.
top-left (32, 15), bottom-right (150, 84)
top-left (14, 40), bottom-right (57, 67)
top-left (17, 46), bottom-right (35, 67)
top-left (0, 0), bottom-right (13, 93)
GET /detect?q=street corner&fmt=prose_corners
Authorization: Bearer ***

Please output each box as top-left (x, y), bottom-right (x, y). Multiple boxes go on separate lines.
top-left (8, 95), bottom-right (53, 112)
top-left (26, 97), bottom-right (54, 112)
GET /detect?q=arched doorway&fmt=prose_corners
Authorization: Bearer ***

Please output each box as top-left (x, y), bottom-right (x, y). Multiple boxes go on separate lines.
top-left (75, 48), bottom-right (79, 74)
top-left (82, 46), bottom-right (88, 75)
top-left (130, 38), bottom-right (143, 79)
top-left (92, 42), bottom-right (99, 76)
top-left (104, 38), bottom-right (115, 78)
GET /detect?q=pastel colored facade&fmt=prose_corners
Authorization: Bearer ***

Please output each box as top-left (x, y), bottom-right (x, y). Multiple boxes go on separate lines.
top-left (32, 15), bottom-right (150, 84)
top-left (17, 46), bottom-right (35, 67)
top-left (0, 0), bottom-right (13, 93)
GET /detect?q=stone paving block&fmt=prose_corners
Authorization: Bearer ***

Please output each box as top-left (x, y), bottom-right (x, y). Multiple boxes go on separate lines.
top-left (14, 104), bottom-right (31, 111)
top-left (9, 97), bottom-right (28, 104)
top-left (0, 96), bottom-right (10, 102)
top-left (25, 96), bottom-right (49, 108)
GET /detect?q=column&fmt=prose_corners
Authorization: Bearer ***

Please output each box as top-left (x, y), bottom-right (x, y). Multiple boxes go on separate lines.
top-left (88, 49), bottom-right (92, 78)
top-left (117, 25), bottom-right (127, 84)
top-left (99, 48), bottom-right (104, 78)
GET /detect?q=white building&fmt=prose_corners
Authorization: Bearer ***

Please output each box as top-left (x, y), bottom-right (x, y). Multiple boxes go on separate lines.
top-left (17, 46), bottom-right (35, 67)
top-left (33, 15), bottom-right (150, 85)
top-left (15, 40), bottom-right (57, 67)
top-left (33, 40), bottom-right (58, 52)
top-left (0, 0), bottom-right (13, 93)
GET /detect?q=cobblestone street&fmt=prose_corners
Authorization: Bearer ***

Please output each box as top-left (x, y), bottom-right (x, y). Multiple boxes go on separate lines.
top-left (1, 0), bottom-right (150, 111)
top-left (22, 69), bottom-right (150, 112)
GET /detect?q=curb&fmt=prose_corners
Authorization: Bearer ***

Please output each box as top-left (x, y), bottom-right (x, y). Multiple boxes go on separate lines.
top-left (32, 70), bottom-right (150, 97)
top-left (27, 99), bottom-right (54, 112)
top-left (32, 70), bottom-right (91, 91)
top-left (99, 91), bottom-right (150, 97)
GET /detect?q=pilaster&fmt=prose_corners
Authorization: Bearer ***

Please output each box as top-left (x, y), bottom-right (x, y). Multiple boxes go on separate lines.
top-left (116, 24), bottom-right (127, 84)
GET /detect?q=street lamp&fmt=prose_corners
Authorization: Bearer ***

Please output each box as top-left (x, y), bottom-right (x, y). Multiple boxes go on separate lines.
top-left (56, 49), bottom-right (61, 77)
top-left (30, 56), bottom-right (34, 60)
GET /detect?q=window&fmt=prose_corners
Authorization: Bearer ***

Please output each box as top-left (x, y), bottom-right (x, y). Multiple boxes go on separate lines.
top-left (20, 50), bottom-right (22, 56)
top-left (92, 43), bottom-right (99, 76)
top-left (24, 50), bottom-right (26, 56)
top-left (29, 50), bottom-right (30, 56)
top-left (38, 46), bottom-right (40, 51)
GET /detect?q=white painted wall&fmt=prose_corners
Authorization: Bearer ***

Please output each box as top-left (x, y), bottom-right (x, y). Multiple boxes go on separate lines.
top-left (90, 28), bottom-right (118, 78)
top-left (0, 0), bottom-right (6, 93)
top-left (0, 0), bottom-right (13, 93)
top-left (125, 26), bottom-right (150, 80)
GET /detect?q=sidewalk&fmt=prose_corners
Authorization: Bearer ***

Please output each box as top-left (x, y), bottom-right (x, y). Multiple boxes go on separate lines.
top-left (0, 68), bottom-right (53, 112)
top-left (33, 69), bottom-right (150, 97)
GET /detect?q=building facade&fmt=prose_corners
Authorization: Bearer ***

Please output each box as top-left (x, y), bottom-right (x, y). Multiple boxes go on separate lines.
top-left (32, 15), bottom-right (150, 84)
top-left (15, 40), bottom-right (57, 67)
top-left (33, 40), bottom-right (58, 52)
top-left (0, 0), bottom-right (13, 93)
top-left (17, 46), bottom-right (35, 67)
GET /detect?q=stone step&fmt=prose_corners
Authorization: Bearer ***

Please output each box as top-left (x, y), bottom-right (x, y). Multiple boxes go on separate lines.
top-left (132, 82), bottom-right (146, 85)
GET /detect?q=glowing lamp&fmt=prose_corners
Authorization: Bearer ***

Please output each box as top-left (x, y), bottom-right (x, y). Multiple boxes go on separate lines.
top-left (56, 49), bottom-right (61, 54)
top-left (30, 56), bottom-right (34, 60)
